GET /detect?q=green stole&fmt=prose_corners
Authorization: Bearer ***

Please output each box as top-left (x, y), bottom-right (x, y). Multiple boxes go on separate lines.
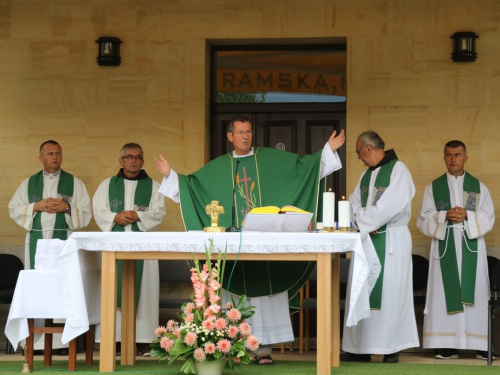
top-left (109, 175), bottom-right (153, 309)
top-left (178, 147), bottom-right (323, 311)
top-left (27, 170), bottom-right (74, 270)
top-left (360, 159), bottom-right (397, 310)
top-left (432, 172), bottom-right (479, 314)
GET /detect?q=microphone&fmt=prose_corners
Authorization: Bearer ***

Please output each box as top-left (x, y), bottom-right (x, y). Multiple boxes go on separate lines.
top-left (226, 160), bottom-right (241, 232)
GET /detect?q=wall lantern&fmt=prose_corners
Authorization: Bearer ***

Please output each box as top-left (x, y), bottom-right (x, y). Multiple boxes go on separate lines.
top-left (95, 37), bottom-right (122, 66)
top-left (450, 32), bottom-right (478, 62)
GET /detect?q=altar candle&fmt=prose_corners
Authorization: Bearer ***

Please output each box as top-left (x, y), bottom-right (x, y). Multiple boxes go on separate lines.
top-left (338, 196), bottom-right (350, 228)
top-left (323, 190), bottom-right (335, 228)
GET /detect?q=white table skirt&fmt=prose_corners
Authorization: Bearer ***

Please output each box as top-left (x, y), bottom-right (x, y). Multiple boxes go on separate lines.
top-left (4, 249), bottom-right (101, 350)
top-left (58, 231), bottom-right (379, 327)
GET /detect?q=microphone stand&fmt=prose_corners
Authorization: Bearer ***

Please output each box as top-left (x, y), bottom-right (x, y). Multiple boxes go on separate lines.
top-left (226, 160), bottom-right (241, 232)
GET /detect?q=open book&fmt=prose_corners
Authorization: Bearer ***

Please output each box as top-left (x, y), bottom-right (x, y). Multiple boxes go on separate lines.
top-left (242, 206), bottom-right (313, 232)
top-left (249, 205), bottom-right (308, 214)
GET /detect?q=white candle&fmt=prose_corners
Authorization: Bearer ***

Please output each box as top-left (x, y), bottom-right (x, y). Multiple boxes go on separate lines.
top-left (338, 197), bottom-right (350, 228)
top-left (323, 191), bottom-right (335, 228)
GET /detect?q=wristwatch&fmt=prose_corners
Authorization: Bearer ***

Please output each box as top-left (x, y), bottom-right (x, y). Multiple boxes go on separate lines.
top-left (65, 204), bottom-right (71, 214)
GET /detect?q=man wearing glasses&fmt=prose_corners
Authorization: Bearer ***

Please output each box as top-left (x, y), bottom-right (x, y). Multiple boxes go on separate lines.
top-left (155, 115), bottom-right (345, 365)
top-left (341, 130), bottom-right (419, 364)
top-left (93, 142), bottom-right (166, 355)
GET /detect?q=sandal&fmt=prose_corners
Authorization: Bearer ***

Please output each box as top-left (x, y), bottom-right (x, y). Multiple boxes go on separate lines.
top-left (255, 354), bottom-right (274, 365)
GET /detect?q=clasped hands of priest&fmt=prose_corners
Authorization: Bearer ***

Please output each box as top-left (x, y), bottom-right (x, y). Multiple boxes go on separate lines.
top-left (445, 206), bottom-right (467, 223)
top-left (33, 197), bottom-right (70, 214)
top-left (113, 210), bottom-right (140, 226)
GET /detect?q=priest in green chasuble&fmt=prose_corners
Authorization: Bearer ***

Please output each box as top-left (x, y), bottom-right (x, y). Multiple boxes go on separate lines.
top-left (156, 115), bottom-right (345, 364)
top-left (93, 143), bottom-right (166, 353)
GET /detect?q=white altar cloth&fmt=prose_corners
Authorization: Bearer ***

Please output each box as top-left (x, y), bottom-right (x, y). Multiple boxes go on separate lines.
top-left (4, 249), bottom-right (101, 350)
top-left (58, 231), bottom-right (379, 327)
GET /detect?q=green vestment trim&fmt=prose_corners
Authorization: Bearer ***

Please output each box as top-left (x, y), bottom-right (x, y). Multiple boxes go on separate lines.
top-left (177, 147), bottom-right (324, 311)
top-left (432, 172), bottom-right (479, 314)
top-left (109, 176), bottom-right (153, 309)
top-left (360, 159), bottom-right (397, 310)
top-left (28, 170), bottom-right (74, 269)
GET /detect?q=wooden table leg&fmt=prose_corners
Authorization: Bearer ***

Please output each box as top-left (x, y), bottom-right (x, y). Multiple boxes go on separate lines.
top-left (99, 251), bottom-right (117, 372)
top-left (121, 259), bottom-right (136, 366)
top-left (316, 253), bottom-right (332, 375)
top-left (331, 254), bottom-right (340, 367)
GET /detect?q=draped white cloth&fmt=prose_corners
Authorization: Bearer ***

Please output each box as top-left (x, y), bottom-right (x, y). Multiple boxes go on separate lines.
top-left (417, 172), bottom-right (495, 350)
top-left (92, 177), bottom-right (166, 343)
top-left (342, 160), bottom-right (420, 355)
top-left (4, 240), bottom-right (101, 349)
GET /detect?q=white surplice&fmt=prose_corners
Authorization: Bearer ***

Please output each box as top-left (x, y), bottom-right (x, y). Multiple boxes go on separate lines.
top-left (417, 172), bottom-right (495, 351)
top-left (8, 170), bottom-right (92, 349)
top-left (93, 176), bottom-right (166, 343)
top-left (158, 143), bottom-right (342, 346)
top-left (342, 160), bottom-right (420, 355)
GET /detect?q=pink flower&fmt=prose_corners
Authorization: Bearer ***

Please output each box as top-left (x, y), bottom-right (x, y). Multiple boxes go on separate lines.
top-left (216, 339), bottom-right (231, 353)
top-left (210, 304), bottom-right (221, 314)
top-left (232, 356), bottom-right (241, 363)
top-left (193, 348), bottom-right (206, 362)
top-left (166, 319), bottom-right (177, 332)
top-left (245, 335), bottom-right (259, 352)
top-left (155, 326), bottom-right (166, 337)
top-left (209, 293), bottom-right (220, 305)
top-left (227, 325), bottom-right (239, 338)
top-left (160, 337), bottom-right (174, 352)
top-left (184, 313), bottom-right (194, 324)
top-left (173, 329), bottom-right (181, 339)
top-left (204, 342), bottom-right (216, 354)
top-left (227, 308), bottom-right (242, 322)
top-left (225, 302), bottom-right (233, 309)
top-left (184, 331), bottom-right (197, 346)
top-left (238, 322), bottom-right (252, 337)
top-left (202, 319), bottom-right (215, 331)
top-left (184, 302), bottom-right (195, 314)
top-left (215, 318), bottom-right (227, 330)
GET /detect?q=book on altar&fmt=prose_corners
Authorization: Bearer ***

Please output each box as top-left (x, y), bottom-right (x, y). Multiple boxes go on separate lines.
top-left (241, 205), bottom-right (313, 232)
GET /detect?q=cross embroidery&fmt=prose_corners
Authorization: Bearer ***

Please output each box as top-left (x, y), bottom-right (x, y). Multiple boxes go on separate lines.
top-left (240, 167), bottom-right (252, 213)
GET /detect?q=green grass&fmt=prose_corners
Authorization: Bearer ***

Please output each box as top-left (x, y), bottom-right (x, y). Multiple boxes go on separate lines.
top-left (0, 359), bottom-right (498, 375)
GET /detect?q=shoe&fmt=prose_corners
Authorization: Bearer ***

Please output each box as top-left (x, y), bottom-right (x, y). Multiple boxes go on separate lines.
top-left (476, 350), bottom-right (497, 360)
top-left (254, 354), bottom-right (274, 365)
top-left (55, 348), bottom-right (69, 356)
top-left (136, 343), bottom-right (151, 356)
top-left (340, 352), bottom-right (371, 362)
top-left (435, 348), bottom-right (459, 359)
top-left (383, 352), bottom-right (399, 363)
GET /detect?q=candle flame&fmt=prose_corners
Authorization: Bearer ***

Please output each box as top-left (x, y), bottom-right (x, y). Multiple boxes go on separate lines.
top-left (329, 188), bottom-right (332, 192)
top-left (342, 196), bottom-right (346, 200)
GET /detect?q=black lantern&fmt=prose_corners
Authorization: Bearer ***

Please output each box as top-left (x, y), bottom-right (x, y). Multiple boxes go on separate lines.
top-left (450, 32), bottom-right (478, 62)
top-left (95, 37), bottom-right (122, 66)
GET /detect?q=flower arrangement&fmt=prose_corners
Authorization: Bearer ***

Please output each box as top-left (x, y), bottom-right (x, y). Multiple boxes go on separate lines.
top-left (150, 239), bottom-right (259, 374)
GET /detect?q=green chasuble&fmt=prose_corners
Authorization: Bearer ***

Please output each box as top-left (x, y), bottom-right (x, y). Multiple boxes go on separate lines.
top-left (432, 172), bottom-right (480, 314)
top-left (27, 170), bottom-right (74, 269)
top-left (109, 172), bottom-right (153, 309)
top-left (178, 147), bottom-right (325, 311)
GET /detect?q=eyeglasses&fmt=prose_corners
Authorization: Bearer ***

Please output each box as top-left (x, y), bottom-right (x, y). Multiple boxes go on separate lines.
top-left (355, 144), bottom-right (367, 155)
top-left (121, 155), bottom-right (144, 161)
top-left (233, 130), bottom-right (253, 136)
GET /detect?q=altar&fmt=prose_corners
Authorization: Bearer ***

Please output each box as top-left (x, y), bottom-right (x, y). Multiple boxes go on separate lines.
top-left (57, 231), bottom-right (378, 375)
